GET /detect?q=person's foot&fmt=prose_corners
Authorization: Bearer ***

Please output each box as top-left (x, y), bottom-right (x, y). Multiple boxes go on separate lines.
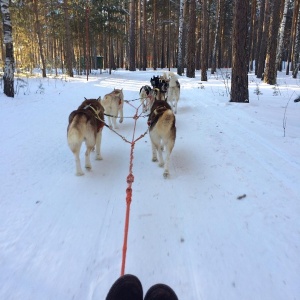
top-left (144, 283), bottom-right (178, 300)
top-left (106, 274), bottom-right (143, 300)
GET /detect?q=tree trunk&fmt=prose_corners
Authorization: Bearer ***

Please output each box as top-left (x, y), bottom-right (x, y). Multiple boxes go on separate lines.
top-left (230, 0), bottom-right (249, 103)
top-left (1, 0), bottom-right (14, 97)
top-left (142, 0), bottom-right (147, 70)
top-left (177, 0), bottom-right (185, 75)
top-left (211, 0), bottom-right (221, 74)
top-left (257, 0), bottom-right (271, 78)
top-left (64, 0), bottom-right (73, 77)
top-left (129, 0), bottom-right (136, 71)
top-left (264, 0), bottom-right (284, 84)
top-left (286, 0), bottom-right (300, 75)
top-left (276, 0), bottom-right (289, 71)
top-left (201, 0), bottom-right (208, 81)
top-left (292, 9), bottom-right (300, 78)
top-left (32, 0), bottom-right (46, 78)
top-left (255, 0), bottom-right (266, 75)
top-left (153, 0), bottom-right (157, 70)
top-left (186, 0), bottom-right (196, 78)
top-left (249, 0), bottom-right (257, 71)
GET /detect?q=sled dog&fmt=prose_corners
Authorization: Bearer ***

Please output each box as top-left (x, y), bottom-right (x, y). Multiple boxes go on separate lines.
top-left (67, 98), bottom-right (105, 176)
top-left (139, 85), bottom-right (154, 112)
top-left (101, 89), bottom-right (124, 129)
top-left (167, 72), bottom-right (180, 114)
top-left (148, 100), bottom-right (176, 178)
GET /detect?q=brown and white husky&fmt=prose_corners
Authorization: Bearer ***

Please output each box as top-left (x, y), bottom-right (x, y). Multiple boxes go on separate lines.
top-left (67, 98), bottom-right (105, 176)
top-left (148, 100), bottom-right (176, 178)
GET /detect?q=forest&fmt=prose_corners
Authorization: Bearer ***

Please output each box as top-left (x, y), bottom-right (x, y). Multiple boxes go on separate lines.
top-left (1, 0), bottom-right (300, 98)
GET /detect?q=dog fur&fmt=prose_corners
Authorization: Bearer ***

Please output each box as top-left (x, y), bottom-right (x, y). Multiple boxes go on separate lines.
top-left (167, 72), bottom-right (180, 114)
top-left (148, 100), bottom-right (176, 178)
top-left (67, 98), bottom-right (105, 176)
top-left (139, 85), bottom-right (154, 113)
top-left (101, 89), bottom-right (124, 129)
top-left (150, 75), bottom-right (169, 101)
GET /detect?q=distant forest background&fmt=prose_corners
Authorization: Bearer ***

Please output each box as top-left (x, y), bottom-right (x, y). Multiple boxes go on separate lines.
top-left (0, 0), bottom-right (299, 81)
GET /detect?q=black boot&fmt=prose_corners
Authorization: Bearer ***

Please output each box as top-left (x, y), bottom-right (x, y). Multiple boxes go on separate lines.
top-left (144, 284), bottom-right (178, 300)
top-left (106, 274), bottom-right (143, 300)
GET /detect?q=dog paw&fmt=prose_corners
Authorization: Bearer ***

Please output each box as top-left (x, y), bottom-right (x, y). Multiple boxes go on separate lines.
top-left (159, 162), bottom-right (165, 167)
top-left (152, 157), bottom-right (158, 162)
top-left (96, 155), bottom-right (103, 160)
top-left (85, 165), bottom-right (92, 170)
top-left (76, 171), bottom-right (84, 176)
top-left (163, 171), bottom-right (169, 178)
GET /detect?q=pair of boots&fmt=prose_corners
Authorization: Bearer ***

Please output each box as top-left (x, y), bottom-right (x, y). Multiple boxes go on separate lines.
top-left (106, 274), bottom-right (178, 300)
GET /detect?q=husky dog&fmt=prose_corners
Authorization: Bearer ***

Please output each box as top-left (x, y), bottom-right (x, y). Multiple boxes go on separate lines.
top-left (150, 75), bottom-right (169, 101)
top-left (101, 89), bottom-right (124, 129)
top-left (139, 85), bottom-right (154, 112)
top-left (148, 100), bottom-right (176, 178)
top-left (167, 72), bottom-right (180, 114)
top-left (67, 98), bottom-right (105, 176)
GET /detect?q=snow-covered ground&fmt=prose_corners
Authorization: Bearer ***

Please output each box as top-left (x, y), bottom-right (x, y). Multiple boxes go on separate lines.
top-left (0, 69), bottom-right (299, 300)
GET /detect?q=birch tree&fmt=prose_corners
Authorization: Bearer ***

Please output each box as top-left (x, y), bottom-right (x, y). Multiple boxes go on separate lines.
top-left (276, 0), bottom-right (289, 71)
top-left (1, 0), bottom-right (14, 97)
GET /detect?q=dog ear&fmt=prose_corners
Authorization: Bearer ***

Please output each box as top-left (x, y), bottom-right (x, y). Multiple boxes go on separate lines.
top-left (97, 96), bottom-right (101, 102)
top-left (84, 97), bottom-right (87, 100)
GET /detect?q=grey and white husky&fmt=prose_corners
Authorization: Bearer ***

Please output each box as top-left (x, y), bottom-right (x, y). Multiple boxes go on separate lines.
top-left (101, 89), bottom-right (124, 129)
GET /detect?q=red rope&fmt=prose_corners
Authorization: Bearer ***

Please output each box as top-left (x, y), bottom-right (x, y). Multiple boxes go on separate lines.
top-left (120, 102), bottom-right (146, 276)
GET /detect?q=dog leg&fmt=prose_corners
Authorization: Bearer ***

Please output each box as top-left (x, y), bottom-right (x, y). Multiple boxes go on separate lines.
top-left (163, 139), bottom-right (175, 178)
top-left (73, 150), bottom-right (84, 176)
top-left (119, 107), bottom-right (124, 124)
top-left (151, 146), bottom-right (158, 162)
top-left (157, 143), bottom-right (164, 168)
top-left (151, 141), bottom-right (158, 162)
top-left (112, 116), bottom-right (118, 129)
top-left (68, 137), bottom-right (84, 175)
top-left (95, 129), bottom-right (103, 160)
top-left (85, 146), bottom-right (93, 170)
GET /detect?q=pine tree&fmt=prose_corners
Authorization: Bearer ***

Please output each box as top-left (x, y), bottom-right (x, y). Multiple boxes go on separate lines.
top-left (264, 0), bottom-right (284, 84)
top-left (230, 0), bottom-right (249, 103)
top-left (186, 0), bottom-right (196, 78)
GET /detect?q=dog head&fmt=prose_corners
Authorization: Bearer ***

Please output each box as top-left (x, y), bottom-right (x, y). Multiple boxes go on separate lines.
top-left (150, 76), bottom-right (160, 88)
top-left (140, 85), bottom-right (152, 96)
top-left (159, 79), bottom-right (169, 93)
